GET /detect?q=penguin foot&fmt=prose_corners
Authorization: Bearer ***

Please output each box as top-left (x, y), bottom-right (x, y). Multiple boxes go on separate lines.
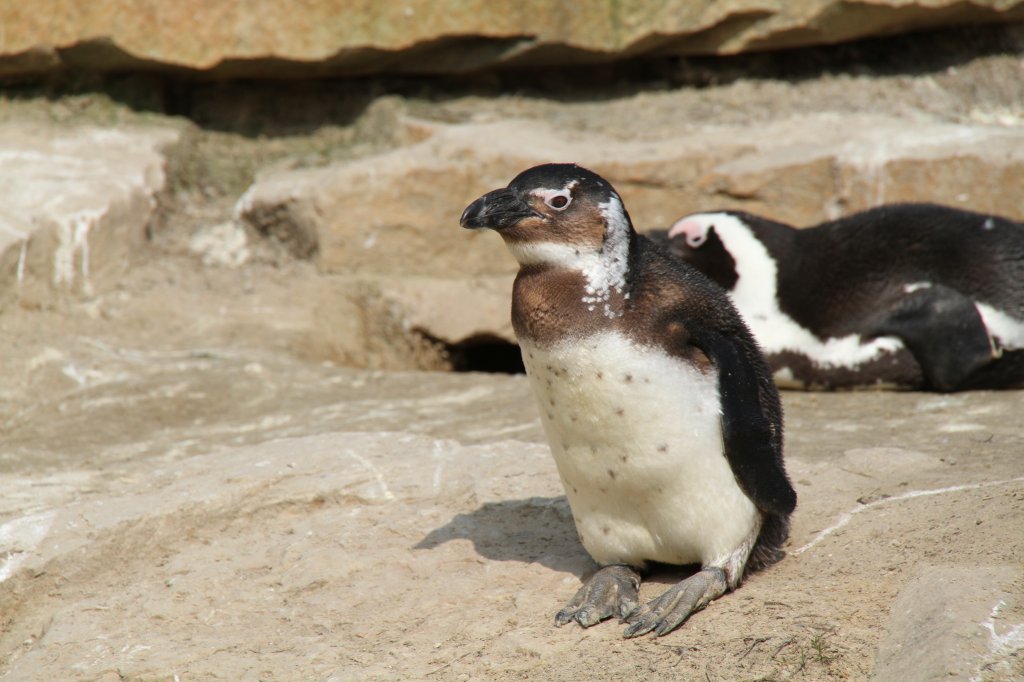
top-left (623, 567), bottom-right (728, 638)
top-left (554, 564), bottom-right (641, 628)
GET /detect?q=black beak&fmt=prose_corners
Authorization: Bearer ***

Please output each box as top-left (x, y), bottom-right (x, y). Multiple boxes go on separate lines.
top-left (460, 188), bottom-right (537, 230)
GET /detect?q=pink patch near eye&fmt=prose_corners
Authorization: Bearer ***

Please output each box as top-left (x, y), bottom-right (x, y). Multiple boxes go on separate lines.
top-left (667, 218), bottom-right (708, 247)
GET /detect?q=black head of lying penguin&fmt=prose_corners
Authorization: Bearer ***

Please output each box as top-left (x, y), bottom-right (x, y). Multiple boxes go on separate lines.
top-left (651, 210), bottom-right (798, 293)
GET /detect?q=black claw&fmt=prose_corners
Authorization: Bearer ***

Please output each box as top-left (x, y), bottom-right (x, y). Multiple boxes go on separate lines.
top-left (575, 606), bottom-right (599, 627)
top-left (654, 619), bottom-right (677, 638)
top-left (623, 618), bottom-right (656, 639)
top-left (553, 609), bottom-right (574, 627)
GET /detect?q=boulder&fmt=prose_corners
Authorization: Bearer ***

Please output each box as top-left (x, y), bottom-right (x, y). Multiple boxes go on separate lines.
top-left (0, 124), bottom-right (179, 310)
top-left (236, 113), bottom-right (1024, 344)
top-left (2, 1), bottom-right (1024, 79)
top-left (873, 565), bottom-right (1022, 681)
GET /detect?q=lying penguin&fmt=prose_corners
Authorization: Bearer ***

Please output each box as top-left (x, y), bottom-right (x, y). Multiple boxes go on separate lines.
top-left (648, 204), bottom-right (1024, 391)
top-left (461, 164), bottom-right (795, 638)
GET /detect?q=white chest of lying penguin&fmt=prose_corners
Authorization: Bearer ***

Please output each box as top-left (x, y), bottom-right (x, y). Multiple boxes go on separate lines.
top-left (521, 332), bottom-right (758, 572)
top-left (461, 163), bottom-right (795, 638)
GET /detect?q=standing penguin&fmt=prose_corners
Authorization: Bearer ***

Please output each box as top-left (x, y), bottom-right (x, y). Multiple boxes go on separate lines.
top-left (651, 205), bottom-right (1024, 391)
top-left (460, 164), bottom-right (796, 638)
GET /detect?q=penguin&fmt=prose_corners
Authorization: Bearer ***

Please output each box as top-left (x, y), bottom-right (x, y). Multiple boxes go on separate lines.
top-left (649, 204), bottom-right (1024, 391)
top-left (460, 164), bottom-right (796, 638)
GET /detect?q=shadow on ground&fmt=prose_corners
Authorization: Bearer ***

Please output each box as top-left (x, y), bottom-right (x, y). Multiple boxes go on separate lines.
top-left (414, 495), bottom-right (596, 576)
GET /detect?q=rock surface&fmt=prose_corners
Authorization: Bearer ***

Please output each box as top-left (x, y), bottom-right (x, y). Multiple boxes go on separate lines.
top-left (3, 1), bottom-right (1024, 78)
top-left (0, 336), bottom-right (1022, 680)
top-left (874, 565), bottom-right (1022, 681)
top-left (237, 113), bottom-right (1024, 344)
top-left (6, 106), bottom-right (1024, 352)
top-left (0, 124), bottom-right (179, 310)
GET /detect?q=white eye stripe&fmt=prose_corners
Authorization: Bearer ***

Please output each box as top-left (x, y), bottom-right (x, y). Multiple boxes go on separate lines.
top-left (668, 216), bottom-right (712, 248)
top-left (533, 188), bottom-right (573, 210)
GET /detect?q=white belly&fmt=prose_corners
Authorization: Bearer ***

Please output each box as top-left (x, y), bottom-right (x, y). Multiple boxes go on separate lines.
top-left (520, 331), bottom-right (759, 568)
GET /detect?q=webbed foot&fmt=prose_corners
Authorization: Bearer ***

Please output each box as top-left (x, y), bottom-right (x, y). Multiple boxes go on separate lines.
top-left (554, 564), bottom-right (641, 628)
top-left (623, 567), bottom-right (728, 638)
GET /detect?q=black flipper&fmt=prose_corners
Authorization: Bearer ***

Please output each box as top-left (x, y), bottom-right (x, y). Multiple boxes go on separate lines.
top-left (868, 285), bottom-right (995, 392)
top-left (955, 349), bottom-right (1024, 390)
top-left (688, 328), bottom-right (796, 517)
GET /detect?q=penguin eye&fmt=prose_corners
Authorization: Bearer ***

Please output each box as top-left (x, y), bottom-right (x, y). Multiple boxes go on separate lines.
top-left (541, 190), bottom-right (572, 211)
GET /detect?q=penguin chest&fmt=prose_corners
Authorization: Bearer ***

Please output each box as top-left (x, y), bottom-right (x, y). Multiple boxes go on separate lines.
top-left (519, 331), bottom-right (760, 569)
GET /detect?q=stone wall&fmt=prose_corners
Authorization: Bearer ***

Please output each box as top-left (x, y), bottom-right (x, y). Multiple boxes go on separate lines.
top-left (3, 1), bottom-right (1024, 78)
top-left (2, 12), bottom-right (1023, 368)
top-left (0, 124), bottom-right (179, 311)
top-left (235, 113), bottom-right (1024, 346)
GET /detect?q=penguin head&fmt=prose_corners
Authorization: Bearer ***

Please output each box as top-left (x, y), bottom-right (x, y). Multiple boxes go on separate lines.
top-left (665, 212), bottom-right (740, 291)
top-left (461, 163), bottom-right (634, 267)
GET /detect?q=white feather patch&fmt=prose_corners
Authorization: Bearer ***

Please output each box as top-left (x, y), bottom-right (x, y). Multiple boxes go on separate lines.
top-left (519, 332), bottom-right (759, 570)
top-left (977, 303), bottom-right (1024, 350)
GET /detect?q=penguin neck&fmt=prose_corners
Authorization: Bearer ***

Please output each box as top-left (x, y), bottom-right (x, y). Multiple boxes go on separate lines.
top-left (506, 195), bottom-right (635, 319)
top-left (507, 239), bottom-right (632, 320)
top-left (508, 232), bottom-right (637, 347)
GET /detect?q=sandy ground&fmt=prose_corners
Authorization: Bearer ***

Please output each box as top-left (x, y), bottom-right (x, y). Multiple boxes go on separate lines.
top-left (0, 317), bottom-right (1021, 680)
